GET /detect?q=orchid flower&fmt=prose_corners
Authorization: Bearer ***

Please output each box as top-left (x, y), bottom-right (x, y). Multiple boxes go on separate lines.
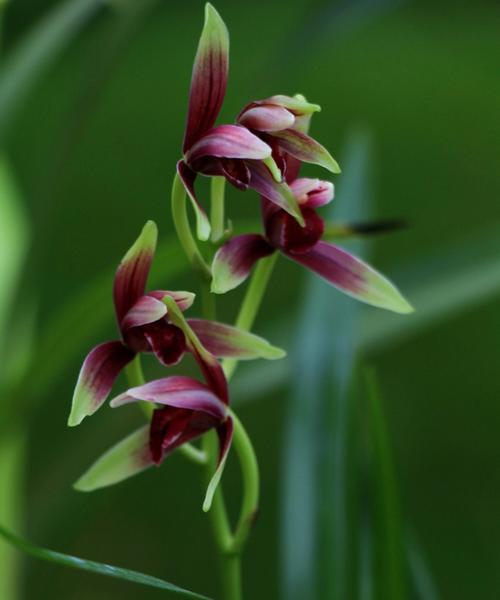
top-left (74, 296), bottom-right (235, 512)
top-left (177, 4), bottom-right (303, 239)
top-left (69, 220), bottom-right (285, 427)
top-left (211, 179), bottom-right (413, 313)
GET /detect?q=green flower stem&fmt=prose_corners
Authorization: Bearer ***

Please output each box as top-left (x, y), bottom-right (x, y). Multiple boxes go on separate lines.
top-left (210, 176), bottom-right (226, 243)
top-left (124, 355), bottom-right (206, 465)
top-left (227, 409), bottom-right (259, 555)
top-left (222, 252), bottom-right (279, 380)
top-left (171, 172), bottom-right (211, 282)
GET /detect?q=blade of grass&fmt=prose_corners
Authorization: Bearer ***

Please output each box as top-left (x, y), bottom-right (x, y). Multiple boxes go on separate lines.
top-left (0, 523), bottom-right (212, 599)
top-left (281, 130), bottom-right (372, 600)
top-left (363, 367), bottom-right (408, 600)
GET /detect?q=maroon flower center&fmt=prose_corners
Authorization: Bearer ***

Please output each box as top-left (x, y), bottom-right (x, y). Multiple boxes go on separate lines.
top-left (265, 207), bottom-right (324, 254)
top-left (125, 320), bottom-right (186, 366)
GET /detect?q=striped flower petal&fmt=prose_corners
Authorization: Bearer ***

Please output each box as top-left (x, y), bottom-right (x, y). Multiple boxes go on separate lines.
top-left (113, 221), bottom-right (157, 324)
top-left (290, 178), bottom-right (334, 208)
top-left (211, 234), bottom-right (274, 294)
top-left (182, 3), bottom-right (229, 153)
top-left (238, 104), bottom-right (295, 132)
top-left (110, 376), bottom-right (227, 421)
top-left (288, 241), bottom-right (414, 314)
top-left (185, 125), bottom-right (272, 163)
top-left (176, 160), bottom-right (211, 241)
top-left (258, 94), bottom-right (321, 115)
top-left (203, 416), bottom-right (234, 512)
top-left (68, 341), bottom-right (135, 427)
top-left (272, 128), bottom-right (341, 174)
top-left (147, 290), bottom-right (195, 312)
top-left (246, 160), bottom-right (304, 225)
top-left (120, 295), bottom-right (167, 331)
top-left (188, 319), bottom-right (286, 360)
top-left (74, 426), bottom-right (152, 492)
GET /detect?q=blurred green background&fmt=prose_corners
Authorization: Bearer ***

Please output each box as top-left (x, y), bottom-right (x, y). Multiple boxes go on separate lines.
top-left (0, 0), bottom-right (499, 598)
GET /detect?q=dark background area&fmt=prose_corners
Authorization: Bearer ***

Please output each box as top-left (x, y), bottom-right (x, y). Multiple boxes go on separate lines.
top-left (0, 0), bottom-right (499, 598)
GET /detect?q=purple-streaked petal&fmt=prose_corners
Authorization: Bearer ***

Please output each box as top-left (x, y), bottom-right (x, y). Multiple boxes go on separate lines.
top-left (176, 160), bottom-right (211, 241)
top-left (188, 319), bottom-right (285, 360)
top-left (290, 178), bottom-right (334, 208)
top-left (143, 321), bottom-right (186, 366)
top-left (110, 376), bottom-right (227, 420)
top-left (120, 295), bottom-right (167, 331)
top-left (203, 416), bottom-right (234, 512)
top-left (288, 241), bottom-right (414, 313)
top-left (113, 221), bottom-right (157, 324)
top-left (211, 234), bottom-right (274, 294)
top-left (68, 341), bottom-right (135, 427)
top-left (162, 296), bottom-right (229, 404)
top-left (185, 125), bottom-right (271, 163)
top-left (245, 160), bottom-right (304, 225)
top-left (238, 105), bottom-right (295, 132)
top-left (272, 129), bottom-right (341, 174)
top-left (182, 3), bottom-right (229, 153)
top-left (74, 426), bottom-right (152, 492)
top-left (147, 290), bottom-right (195, 312)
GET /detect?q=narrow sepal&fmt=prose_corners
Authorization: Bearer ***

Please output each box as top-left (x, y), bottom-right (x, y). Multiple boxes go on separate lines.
top-left (246, 160), bottom-right (304, 225)
top-left (176, 160), bottom-right (211, 241)
top-left (272, 129), bottom-right (341, 174)
top-left (203, 416), bottom-right (234, 512)
top-left (74, 426), bottom-right (152, 491)
top-left (289, 241), bottom-right (414, 313)
top-left (110, 376), bottom-right (227, 420)
top-left (68, 341), bottom-right (135, 427)
top-left (188, 319), bottom-right (286, 360)
top-left (211, 234), bottom-right (274, 294)
top-left (147, 290), bottom-right (196, 312)
top-left (183, 3), bottom-right (229, 152)
top-left (185, 125), bottom-right (271, 163)
top-left (290, 178), bottom-right (334, 208)
top-left (238, 105), bottom-right (295, 132)
top-left (113, 221), bottom-right (157, 324)
top-left (163, 296), bottom-right (229, 404)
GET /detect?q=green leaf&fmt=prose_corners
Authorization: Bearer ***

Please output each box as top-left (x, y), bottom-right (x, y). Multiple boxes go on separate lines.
top-left (0, 0), bottom-right (106, 144)
top-left (363, 367), bottom-right (409, 600)
top-left (74, 426), bottom-right (153, 492)
top-left (0, 523), bottom-right (212, 599)
top-left (281, 130), bottom-right (372, 600)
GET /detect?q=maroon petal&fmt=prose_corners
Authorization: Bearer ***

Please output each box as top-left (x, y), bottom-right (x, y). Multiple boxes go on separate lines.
top-left (271, 128), bottom-right (341, 173)
top-left (147, 290), bottom-right (195, 312)
top-left (211, 234), bottom-right (274, 294)
top-left (245, 160), bottom-right (304, 224)
top-left (176, 160), bottom-right (211, 241)
top-left (113, 221), bottom-right (157, 325)
top-left (185, 125), bottom-right (271, 163)
top-left (143, 321), bottom-right (186, 366)
top-left (111, 375), bottom-right (227, 420)
top-left (120, 295), bottom-right (167, 332)
top-left (238, 104), bottom-right (295, 132)
top-left (288, 241), bottom-right (414, 313)
top-left (68, 341), bottom-right (135, 426)
top-left (182, 4), bottom-right (229, 153)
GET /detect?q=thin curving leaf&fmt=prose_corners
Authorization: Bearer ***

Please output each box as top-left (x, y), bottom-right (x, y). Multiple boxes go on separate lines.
top-left (363, 367), bottom-right (409, 600)
top-left (0, 523), bottom-right (212, 599)
top-left (0, 0), bottom-right (106, 144)
top-left (281, 130), bottom-right (373, 600)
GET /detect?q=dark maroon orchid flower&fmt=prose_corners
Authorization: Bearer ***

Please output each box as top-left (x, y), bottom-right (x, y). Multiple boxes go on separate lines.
top-left (211, 178), bottom-right (413, 313)
top-left (237, 94), bottom-right (340, 183)
top-left (177, 4), bottom-right (303, 239)
top-left (74, 297), bottom-right (236, 510)
top-left (69, 221), bottom-right (285, 427)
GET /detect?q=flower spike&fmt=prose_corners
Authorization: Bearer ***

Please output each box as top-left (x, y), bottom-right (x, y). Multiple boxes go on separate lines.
top-left (183, 3), bottom-right (229, 153)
